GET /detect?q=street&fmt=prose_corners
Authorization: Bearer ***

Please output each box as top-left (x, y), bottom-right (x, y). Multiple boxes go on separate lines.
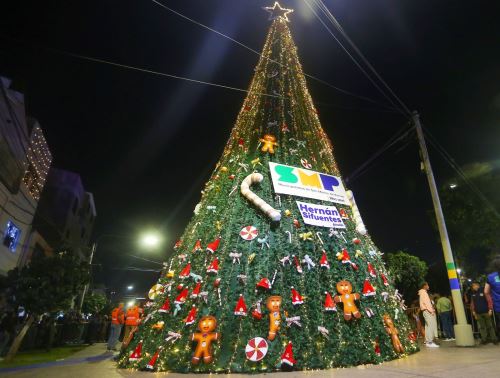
top-left (1, 341), bottom-right (500, 378)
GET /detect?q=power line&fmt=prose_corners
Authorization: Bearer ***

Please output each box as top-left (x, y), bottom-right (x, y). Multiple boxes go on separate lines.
top-left (149, 0), bottom-right (396, 111)
top-left (311, 0), bottom-right (412, 116)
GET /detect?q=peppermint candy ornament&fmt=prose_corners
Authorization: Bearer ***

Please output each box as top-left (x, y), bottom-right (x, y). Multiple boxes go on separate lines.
top-left (300, 158), bottom-right (312, 169)
top-left (148, 284), bottom-right (164, 300)
top-left (240, 225), bottom-right (259, 240)
top-left (245, 337), bottom-right (269, 361)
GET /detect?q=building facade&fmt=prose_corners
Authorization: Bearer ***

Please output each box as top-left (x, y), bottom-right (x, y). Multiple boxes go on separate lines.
top-left (0, 77), bottom-right (52, 275)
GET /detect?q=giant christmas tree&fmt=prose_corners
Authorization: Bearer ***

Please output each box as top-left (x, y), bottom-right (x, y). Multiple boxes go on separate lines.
top-left (119, 3), bottom-right (418, 373)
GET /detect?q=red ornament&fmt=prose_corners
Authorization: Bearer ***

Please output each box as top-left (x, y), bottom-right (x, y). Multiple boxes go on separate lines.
top-left (381, 273), bottom-right (389, 286)
top-left (229, 174), bottom-right (235, 180)
top-left (251, 302), bottom-right (263, 320)
top-left (352, 237), bottom-right (361, 245)
top-left (293, 219), bottom-right (300, 228)
top-left (362, 279), bottom-right (376, 297)
top-left (185, 305), bottom-right (198, 325)
top-left (146, 348), bottom-right (161, 370)
top-left (206, 238), bottom-right (221, 254)
top-left (281, 342), bottom-right (297, 366)
top-left (293, 255), bottom-right (303, 274)
top-left (213, 277), bottom-right (221, 288)
top-left (207, 258), bottom-right (219, 274)
top-left (291, 287), bottom-right (303, 305)
top-left (324, 292), bottom-right (336, 312)
top-left (319, 250), bottom-right (330, 269)
top-left (173, 240), bottom-right (183, 250)
top-left (179, 263), bottom-right (191, 279)
top-left (192, 239), bottom-right (202, 253)
top-left (367, 263), bottom-right (377, 278)
top-left (158, 298), bottom-right (171, 313)
top-left (191, 282), bottom-right (202, 298)
top-left (238, 138), bottom-right (245, 147)
top-left (339, 209), bottom-right (349, 219)
top-left (128, 341), bottom-right (143, 361)
top-left (174, 288), bottom-right (189, 305)
top-left (256, 277), bottom-right (271, 290)
top-left (374, 339), bottom-right (381, 356)
top-left (234, 294), bottom-right (248, 316)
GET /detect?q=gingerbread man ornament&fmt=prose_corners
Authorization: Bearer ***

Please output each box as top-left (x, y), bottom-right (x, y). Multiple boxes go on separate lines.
top-left (266, 296), bottom-right (282, 341)
top-left (259, 134), bottom-right (278, 154)
top-left (334, 280), bottom-right (361, 321)
top-left (383, 314), bottom-right (404, 353)
top-left (191, 316), bottom-right (219, 364)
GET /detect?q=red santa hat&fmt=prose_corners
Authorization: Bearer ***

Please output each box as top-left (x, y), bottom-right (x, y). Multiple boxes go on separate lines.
top-left (234, 294), bottom-right (248, 316)
top-left (206, 258), bottom-right (219, 274)
top-left (339, 208), bottom-right (349, 219)
top-left (293, 255), bottom-right (303, 274)
top-left (320, 250), bottom-right (330, 269)
top-left (146, 348), bottom-right (161, 370)
top-left (291, 287), bottom-right (303, 305)
top-left (281, 342), bottom-right (297, 366)
top-left (158, 297), bottom-right (171, 313)
top-left (381, 273), bottom-right (389, 286)
top-left (192, 239), bottom-right (202, 253)
top-left (251, 302), bottom-right (263, 320)
top-left (190, 281), bottom-right (202, 298)
top-left (362, 279), bottom-right (376, 297)
top-left (185, 305), bottom-right (198, 325)
top-left (206, 237), bottom-right (221, 253)
top-left (367, 263), bottom-right (377, 278)
top-left (374, 339), bottom-right (381, 356)
top-left (128, 341), bottom-right (143, 361)
top-left (352, 237), bottom-right (361, 245)
top-left (336, 249), bottom-right (358, 270)
top-left (324, 292), bottom-right (336, 312)
top-left (256, 277), bottom-right (271, 290)
top-left (174, 288), bottom-right (189, 304)
top-left (179, 262), bottom-right (191, 279)
top-left (173, 240), bottom-right (182, 250)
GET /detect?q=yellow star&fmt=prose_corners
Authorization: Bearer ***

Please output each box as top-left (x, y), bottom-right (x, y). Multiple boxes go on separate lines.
top-left (263, 2), bottom-right (294, 22)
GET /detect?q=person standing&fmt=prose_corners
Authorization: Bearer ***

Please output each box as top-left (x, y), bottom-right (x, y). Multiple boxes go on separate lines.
top-left (124, 304), bottom-right (142, 341)
top-left (485, 255), bottom-right (500, 336)
top-left (107, 303), bottom-right (124, 351)
top-left (470, 281), bottom-right (497, 344)
top-left (436, 294), bottom-right (455, 341)
top-left (419, 282), bottom-right (439, 347)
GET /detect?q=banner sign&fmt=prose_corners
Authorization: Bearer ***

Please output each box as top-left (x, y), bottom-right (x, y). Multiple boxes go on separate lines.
top-left (296, 201), bottom-right (346, 228)
top-left (269, 162), bottom-right (348, 204)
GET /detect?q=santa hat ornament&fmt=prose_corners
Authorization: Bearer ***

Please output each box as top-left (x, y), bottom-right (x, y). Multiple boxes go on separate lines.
top-left (320, 250), bottom-right (330, 269)
top-left (336, 249), bottom-right (358, 270)
top-left (146, 348), bottom-right (161, 370)
top-left (179, 263), bottom-right (191, 279)
top-left (234, 294), bottom-right (248, 316)
top-left (128, 341), bottom-right (143, 362)
top-left (213, 277), bottom-right (221, 288)
top-left (352, 237), bottom-right (361, 245)
top-left (367, 263), bottom-right (377, 278)
top-left (256, 277), bottom-right (272, 290)
top-left (381, 273), bottom-right (389, 286)
top-left (192, 239), bottom-right (202, 253)
top-left (185, 305), bottom-right (198, 325)
top-left (173, 240), bottom-right (183, 250)
top-left (362, 279), bottom-right (376, 297)
top-left (158, 297), bottom-right (171, 313)
top-left (174, 288), bottom-right (189, 305)
top-left (293, 255), bottom-right (303, 274)
top-left (374, 339), bottom-right (381, 356)
top-left (291, 287), bottom-right (304, 305)
top-left (190, 281), bottom-right (202, 298)
top-left (206, 237), bottom-right (221, 253)
top-left (281, 342), bottom-right (297, 366)
top-left (251, 302), bottom-right (263, 320)
top-left (324, 292), bottom-right (337, 312)
top-left (206, 258), bottom-right (219, 274)
top-left (339, 208), bottom-right (349, 219)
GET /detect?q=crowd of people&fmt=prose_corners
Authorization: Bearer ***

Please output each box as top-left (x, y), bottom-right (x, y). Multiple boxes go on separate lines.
top-left (415, 255), bottom-right (500, 347)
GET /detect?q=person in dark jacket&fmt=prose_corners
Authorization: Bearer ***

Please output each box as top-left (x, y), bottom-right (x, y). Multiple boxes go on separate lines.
top-left (471, 281), bottom-right (497, 345)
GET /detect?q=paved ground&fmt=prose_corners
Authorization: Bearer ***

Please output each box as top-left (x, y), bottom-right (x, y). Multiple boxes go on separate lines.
top-left (1, 341), bottom-right (499, 377)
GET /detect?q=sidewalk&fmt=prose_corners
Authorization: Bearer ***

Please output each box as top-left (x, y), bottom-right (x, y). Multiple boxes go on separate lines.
top-left (1, 341), bottom-right (500, 377)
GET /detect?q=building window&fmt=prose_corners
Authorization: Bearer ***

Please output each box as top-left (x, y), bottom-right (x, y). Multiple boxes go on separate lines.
top-left (3, 221), bottom-right (21, 252)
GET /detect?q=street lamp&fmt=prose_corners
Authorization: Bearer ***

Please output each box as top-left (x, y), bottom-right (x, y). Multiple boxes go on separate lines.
top-left (139, 232), bottom-right (162, 250)
top-left (127, 285), bottom-right (134, 290)
top-left (449, 183), bottom-right (457, 189)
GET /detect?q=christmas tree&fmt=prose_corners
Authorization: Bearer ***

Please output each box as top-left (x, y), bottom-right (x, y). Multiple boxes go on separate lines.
top-left (119, 2), bottom-right (418, 373)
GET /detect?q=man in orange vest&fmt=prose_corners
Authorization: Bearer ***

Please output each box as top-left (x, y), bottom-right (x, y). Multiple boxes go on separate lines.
top-left (107, 303), bottom-right (124, 351)
top-left (124, 304), bottom-right (143, 341)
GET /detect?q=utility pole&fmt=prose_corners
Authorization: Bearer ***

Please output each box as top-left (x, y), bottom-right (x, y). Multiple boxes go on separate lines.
top-left (413, 111), bottom-right (474, 346)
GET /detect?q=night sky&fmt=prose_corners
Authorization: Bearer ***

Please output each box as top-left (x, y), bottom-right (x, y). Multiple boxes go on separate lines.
top-left (1, 1), bottom-right (499, 299)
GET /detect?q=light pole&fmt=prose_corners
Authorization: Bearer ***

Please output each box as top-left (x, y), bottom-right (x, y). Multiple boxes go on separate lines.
top-left (413, 111), bottom-right (474, 346)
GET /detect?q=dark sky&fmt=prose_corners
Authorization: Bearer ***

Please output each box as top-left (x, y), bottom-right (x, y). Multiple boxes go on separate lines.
top-left (1, 0), bottom-right (499, 298)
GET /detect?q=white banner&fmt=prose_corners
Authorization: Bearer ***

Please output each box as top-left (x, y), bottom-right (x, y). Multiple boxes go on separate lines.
top-left (296, 201), bottom-right (346, 229)
top-left (269, 162), bottom-right (348, 204)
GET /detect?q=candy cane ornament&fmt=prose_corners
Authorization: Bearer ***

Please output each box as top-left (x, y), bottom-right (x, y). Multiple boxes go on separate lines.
top-left (240, 173), bottom-right (281, 221)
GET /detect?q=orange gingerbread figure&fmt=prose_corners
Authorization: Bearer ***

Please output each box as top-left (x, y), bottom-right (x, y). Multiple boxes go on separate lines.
top-left (191, 316), bottom-right (219, 364)
top-left (259, 134), bottom-right (278, 154)
top-left (383, 314), bottom-right (404, 353)
top-left (334, 280), bottom-right (361, 321)
top-left (266, 295), bottom-right (282, 341)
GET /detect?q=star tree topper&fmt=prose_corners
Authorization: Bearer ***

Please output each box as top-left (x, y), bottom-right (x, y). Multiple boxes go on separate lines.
top-left (263, 2), bottom-right (294, 22)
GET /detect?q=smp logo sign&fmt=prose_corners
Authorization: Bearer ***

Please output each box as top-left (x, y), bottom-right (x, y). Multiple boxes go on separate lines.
top-left (269, 162), bottom-right (348, 204)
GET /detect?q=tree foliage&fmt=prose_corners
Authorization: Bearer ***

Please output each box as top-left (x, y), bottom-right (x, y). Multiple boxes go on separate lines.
top-left (439, 166), bottom-right (500, 276)
top-left (82, 291), bottom-right (108, 314)
top-left (386, 251), bottom-right (428, 301)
